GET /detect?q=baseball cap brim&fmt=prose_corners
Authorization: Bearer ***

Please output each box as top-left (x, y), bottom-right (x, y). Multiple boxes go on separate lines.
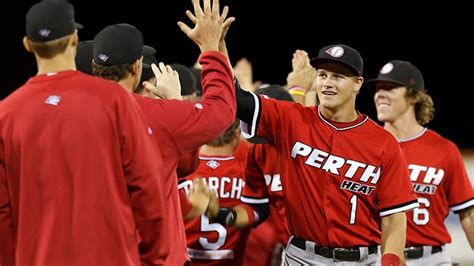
top-left (75, 22), bottom-right (83, 29)
top-left (364, 77), bottom-right (405, 89)
top-left (143, 45), bottom-right (156, 56)
top-left (310, 58), bottom-right (360, 76)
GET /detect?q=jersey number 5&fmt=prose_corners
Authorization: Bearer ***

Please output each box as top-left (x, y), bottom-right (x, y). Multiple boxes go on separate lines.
top-left (413, 197), bottom-right (430, 225)
top-left (199, 215), bottom-right (228, 250)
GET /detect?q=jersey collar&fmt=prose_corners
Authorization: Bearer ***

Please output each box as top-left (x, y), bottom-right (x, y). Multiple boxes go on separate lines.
top-left (317, 106), bottom-right (368, 131)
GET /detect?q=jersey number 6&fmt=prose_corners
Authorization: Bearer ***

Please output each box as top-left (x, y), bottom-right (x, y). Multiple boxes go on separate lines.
top-left (413, 197), bottom-right (430, 225)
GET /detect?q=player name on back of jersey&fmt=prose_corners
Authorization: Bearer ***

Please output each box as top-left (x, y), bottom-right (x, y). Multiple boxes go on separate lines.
top-left (180, 177), bottom-right (245, 199)
top-left (409, 164), bottom-right (444, 195)
top-left (291, 142), bottom-right (380, 196)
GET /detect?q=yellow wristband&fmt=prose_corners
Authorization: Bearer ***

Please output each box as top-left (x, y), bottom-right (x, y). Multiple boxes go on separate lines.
top-left (289, 90), bottom-right (306, 96)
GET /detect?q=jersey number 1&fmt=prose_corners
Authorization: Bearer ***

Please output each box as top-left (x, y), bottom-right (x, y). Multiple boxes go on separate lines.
top-left (349, 194), bottom-right (357, 224)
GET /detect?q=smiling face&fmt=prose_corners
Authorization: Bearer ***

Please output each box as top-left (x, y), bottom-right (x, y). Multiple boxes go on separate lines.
top-left (314, 63), bottom-right (363, 111)
top-left (373, 82), bottom-right (412, 123)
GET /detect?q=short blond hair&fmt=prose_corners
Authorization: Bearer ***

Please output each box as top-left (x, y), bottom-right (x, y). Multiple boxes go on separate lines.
top-left (406, 88), bottom-right (435, 125)
top-left (30, 34), bottom-right (71, 59)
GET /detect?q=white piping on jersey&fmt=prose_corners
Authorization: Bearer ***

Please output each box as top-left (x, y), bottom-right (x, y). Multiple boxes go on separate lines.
top-left (450, 198), bottom-right (474, 212)
top-left (398, 127), bottom-right (428, 143)
top-left (177, 182), bottom-right (188, 190)
top-left (317, 107), bottom-right (369, 131)
top-left (198, 156), bottom-right (235, 161)
top-left (240, 196), bottom-right (270, 204)
top-left (187, 248), bottom-right (234, 260)
top-left (380, 201), bottom-right (419, 217)
top-left (241, 92), bottom-right (260, 139)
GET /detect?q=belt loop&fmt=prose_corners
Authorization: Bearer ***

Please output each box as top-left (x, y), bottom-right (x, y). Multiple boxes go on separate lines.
top-left (305, 239), bottom-right (316, 254)
top-left (422, 246), bottom-right (432, 258)
top-left (358, 247), bottom-right (368, 261)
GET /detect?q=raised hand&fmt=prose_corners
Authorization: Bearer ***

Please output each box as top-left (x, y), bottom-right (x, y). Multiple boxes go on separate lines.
top-left (234, 58), bottom-right (255, 92)
top-left (178, 0), bottom-right (234, 53)
top-left (142, 62), bottom-right (182, 100)
top-left (187, 178), bottom-right (211, 215)
top-left (287, 49), bottom-right (317, 92)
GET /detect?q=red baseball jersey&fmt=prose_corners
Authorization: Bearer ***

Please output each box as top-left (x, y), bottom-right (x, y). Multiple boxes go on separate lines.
top-left (177, 148), bottom-right (200, 178)
top-left (0, 71), bottom-right (168, 265)
top-left (241, 143), bottom-right (291, 244)
top-left (233, 138), bottom-right (251, 161)
top-left (241, 95), bottom-right (419, 247)
top-left (401, 129), bottom-right (474, 246)
top-left (132, 51), bottom-right (236, 265)
top-left (243, 215), bottom-right (279, 266)
top-left (179, 155), bottom-right (251, 266)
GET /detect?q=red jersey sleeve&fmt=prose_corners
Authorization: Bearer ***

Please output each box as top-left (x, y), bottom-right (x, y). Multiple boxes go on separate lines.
top-left (240, 95), bottom-right (297, 145)
top-left (117, 93), bottom-right (169, 264)
top-left (376, 137), bottom-right (419, 216)
top-left (152, 51), bottom-right (236, 154)
top-left (0, 148), bottom-right (14, 266)
top-left (178, 182), bottom-right (193, 218)
top-left (241, 144), bottom-right (270, 204)
top-left (177, 148), bottom-right (200, 178)
top-left (444, 142), bottom-right (474, 212)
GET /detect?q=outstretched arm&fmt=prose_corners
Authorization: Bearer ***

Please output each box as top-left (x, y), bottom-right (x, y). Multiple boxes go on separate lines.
top-left (381, 212), bottom-right (406, 266)
top-left (459, 207), bottom-right (474, 249)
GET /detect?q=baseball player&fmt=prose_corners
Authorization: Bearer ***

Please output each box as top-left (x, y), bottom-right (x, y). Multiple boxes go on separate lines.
top-left (368, 60), bottom-right (474, 265)
top-left (229, 43), bottom-right (420, 265)
top-left (87, 0), bottom-right (237, 264)
top-left (0, 2), bottom-right (168, 265)
top-left (178, 121), bottom-right (252, 266)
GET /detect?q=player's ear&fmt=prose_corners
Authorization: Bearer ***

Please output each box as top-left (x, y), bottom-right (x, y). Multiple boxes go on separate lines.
top-left (131, 58), bottom-right (141, 75)
top-left (405, 88), bottom-right (418, 105)
top-left (353, 76), bottom-right (363, 94)
top-left (70, 30), bottom-right (79, 47)
top-left (23, 36), bottom-right (34, 53)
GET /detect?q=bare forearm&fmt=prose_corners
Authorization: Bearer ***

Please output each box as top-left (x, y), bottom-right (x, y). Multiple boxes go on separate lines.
top-left (233, 205), bottom-right (250, 229)
top-left (305, 90), bottom-right (318, 107)
top-left (381, 212), bottom-right (406, 262)
top-left (459, 207), bottom-right (474, 249)
top-left (291, 94), bottom-right (305, 105)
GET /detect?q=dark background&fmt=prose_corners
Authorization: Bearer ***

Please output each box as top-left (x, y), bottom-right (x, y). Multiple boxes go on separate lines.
top-left (2, 1), bottom-right (473, 147)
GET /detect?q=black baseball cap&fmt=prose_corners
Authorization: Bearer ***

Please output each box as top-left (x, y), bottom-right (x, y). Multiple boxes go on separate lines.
top-left (310, 44), bottom-right (363, 76)
top-left (365, 60), bottom-right (425, 91)
top-left (93, 23), bottom-right (156, 66)
top-left (76, 40), bottom-right (94, 75)
top-left (171, 64), bottom-right (197, 96)
top-left (26, 1), bottom-right (83, 42)
top-left (140, 51), bottom-right (159, 84)
top-left (255, 84), bottom-right (294, 102)
top-left (190, 68), bottom-right (203, 96)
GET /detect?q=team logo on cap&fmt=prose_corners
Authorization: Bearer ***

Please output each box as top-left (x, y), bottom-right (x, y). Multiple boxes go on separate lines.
top-left (98, 54), bottom-right (109, 62)
top-left (38, 29), bottom-right (51, 37)
top-left (380, 63), bottom-right (394, 74)
top-left (325, 46), bottom-right (344, 58)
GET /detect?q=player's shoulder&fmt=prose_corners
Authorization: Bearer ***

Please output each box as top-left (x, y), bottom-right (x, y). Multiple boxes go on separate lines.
top-left (364, 117), bottom-right (399, 143)
top-left (259, 94), bottom-right (311, 111)
top-left (361, 117), bottom-right (399, 147)
top-left (423, 129), bottom-right (459, 151)
top-left (76, 72), bottom-right (127, 94)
